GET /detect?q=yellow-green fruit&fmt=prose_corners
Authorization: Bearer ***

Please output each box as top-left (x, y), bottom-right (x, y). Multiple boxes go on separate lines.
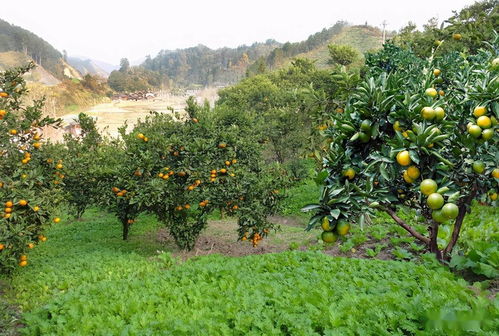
top-left (433, 69), bottom-right (441, 77)
top-left (473, 106), bottom-right (487, 117)
top-left (420, 179), bottom-right (438, 196)
top-left (393, 121), bottom-right (402, 132)
top-left (407, 166), bottom-right (420, 180)
top-left (441, 203), bottom-right (459, 219)
top-left (492, 57), bottom-right (499, 69)
top-left (432, 210), bottom-right (447, 223)
top-left (434, 107), bottom-right (445, 121)
top-left (425, 88), bottom-right (438, 98)
top-left (434, 40), bottom-right (442, 46)
top-left (492, 168), bottom-right (499, 179)
top-left (491, 116), bottom-right (498, 126)
top-left (360, 120), bottom-right (372, 132)
top-left (452, 33), bottom-right (462, 40)
top-left (482, 128), bottom-right (494, 140)
top-left (427, 193), bottom-right (445, 210)
top-left (468, 125), bottom-right (482, 138)
top-left (490, 193), bottom-right (498, 201)
top-left (472, 161), bottom-right (485, 174)
top-left (396, 150), bottom-right (411, 166)
top-left (421, 107), bottom-right (435, 120)
top-left (321, 231), bottom-right (338, 243)
top-left (343, 168), bottom-right (356, 180)
top-left (321, 217), bottom-right (332, 231)
top-left (403, 170), bottom-right (414, 183)
top-left (476, 116), bottom-right (492, 129)
top-left (336, 221), bottom-right (350, 236)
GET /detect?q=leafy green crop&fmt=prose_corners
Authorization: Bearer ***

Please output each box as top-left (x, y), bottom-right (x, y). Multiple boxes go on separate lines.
top-left (3, 210), bottom-right (497, 335)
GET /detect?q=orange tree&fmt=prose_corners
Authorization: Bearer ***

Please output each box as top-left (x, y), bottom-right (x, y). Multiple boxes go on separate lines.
top-left (62, 113), bottom-right (103, 219)
top-left (0, 63), bottom-right (64, 272)
top-left (97, 101), bottom-right (288, 249)
top-left (304, 36), bottom-right (498, 261)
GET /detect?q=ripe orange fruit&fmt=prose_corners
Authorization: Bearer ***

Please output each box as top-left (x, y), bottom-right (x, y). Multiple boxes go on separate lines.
top-left (321, 217), bottom-right (332, 231)
top-left (33, 206), bottom-right (40, 212)
top-left (194, 179), bottom-right (201, 185)
top-left (492, 168), bottom-right (499, 179)
top-left (218, 143), bottom-right (227, 149)
top-left (5, 201), bottom-right (13, 208)
top-left (19, 200), bottom-right (28, 206)
top-left (158, 173), bottom-right (164, 178)
top-left (33, 142), bottom-right (41, 149)
top-left (403, 170), bottom-right (414, 183)
top-left (56, 163), bottom-right (63, 169)
top-left (9, 129), bottom-right (17, 135)
top-left (192, 118), bottom-right (199, 123)
top-left (4, 207), bottom-right (12, 213)
top-left (406, 166), bottom-right (420, 180)
top-left (473, 106), bottom-right (487, 117)
top-left (137, 133), bottom-right (145, 139)
top-left (162, 175), bottom-right (169, 180)
top-left (421, 107), bottom-right (435, 120)
top-left (343, 168), bottom-right (356, 180)
top-left (41, 236), bottom-right (47, 242)
top-left (232, 159), bottom-right (237, 164)
top-left (427, 193), bottom-right (444, 210)
top-left (396, 150), bottom-right (411, 166)
top-left (33, 133), bottom-right (41, 141)
top-left (199, 201), bottom-right (206, 207)
top-left (19, 260), bottom-right (28, 267)
top-left (232, 205), bottom-right (239, 210)
top-left (187, 185), bottom-right (195, 191)
top-left (0, 243), bottom-right (4, 250)
top-left (20, 255), bottom-right (27, 261)
top-left (433, 69), bottom-right (441, 76)
top-left (4, 213), bottom-right (11, 219)
top-left (420, 179), bottom-right (438, 196)
top-left (178, 171), bottom-right (186, 177)
top-left (53, 217), bottom-right (61, 223)
top-left (425, 88), bottom-right (438, 98)
top-left (439, 90), bottom-right (445, 96)
top-left (220, 168), bottom-right (227, 174)
top-left (28, 243), bottom-right (35, 249)
top-left (476, 116), bottom-right (492, 129)
top-left (225, 160), bottom-right (231, 166)
top-left (434, 107), bottom-right (445, 121)
top-left (175, 205), bottom-right (183, 211)
top-left (112, 187), bottom-right (120, 193)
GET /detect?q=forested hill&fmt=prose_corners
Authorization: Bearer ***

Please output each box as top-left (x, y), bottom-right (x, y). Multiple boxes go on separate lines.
top-left (0, 18), bottom-right (66, 79)
top-left (140, 21), bottom-right (386, 87)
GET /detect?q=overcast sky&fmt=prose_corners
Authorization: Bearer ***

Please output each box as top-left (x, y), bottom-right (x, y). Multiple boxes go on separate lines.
top-left (2, 0), bottom-right (477, 65)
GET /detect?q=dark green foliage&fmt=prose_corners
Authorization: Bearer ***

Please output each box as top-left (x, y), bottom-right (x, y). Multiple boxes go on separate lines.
top-left (107, 66), bottom-right (162, 92)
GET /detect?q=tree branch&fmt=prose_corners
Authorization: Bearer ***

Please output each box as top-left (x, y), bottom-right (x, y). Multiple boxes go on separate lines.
top-left (443, 183), bottom-right (478, 258)
top-left (384, 207), bottom-right (430, 244)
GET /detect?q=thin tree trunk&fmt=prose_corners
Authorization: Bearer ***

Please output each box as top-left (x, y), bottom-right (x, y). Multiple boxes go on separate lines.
top-left (429, 221), bottom-right (442, 260)
top-left (442, 184), bottom-right (478, 260)
top-left (123, 221), bottom-right (130, 240)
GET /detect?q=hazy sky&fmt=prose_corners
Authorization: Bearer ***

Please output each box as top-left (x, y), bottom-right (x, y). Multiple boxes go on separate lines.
top-left (2, 0), bottom-right (477, 65)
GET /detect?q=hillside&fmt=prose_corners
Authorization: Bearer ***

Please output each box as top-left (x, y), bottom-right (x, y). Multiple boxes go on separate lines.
top-left (141, 22), bottom-right (388, 87)
top-left (67, 56), bottom-right (111, 78)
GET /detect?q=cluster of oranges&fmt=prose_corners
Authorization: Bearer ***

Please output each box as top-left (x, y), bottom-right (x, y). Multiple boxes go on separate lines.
top-left (198, 199), bottom-right (209, 207)
top-left (175, 204), bottom-right (191, 211)
top-left (21, 151), bottom-right (32, 165)
top-left (467, 106), bottom-right (496, 140)
top-left (136, 133), bottom-right (149, 142)
top-left (2, 199), bottom-right (32, 219)
top-left (187, 179), bottom-right (201, 191)
top-left (112, 187), bottom-right (128, 197)
top-left (158, 167), bottom-right (175, 180)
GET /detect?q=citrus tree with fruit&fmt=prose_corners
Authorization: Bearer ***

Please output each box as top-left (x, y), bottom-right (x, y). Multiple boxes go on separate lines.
top-left (97, 101), bottom-right (287, 250)
top-left (0, 63), bottom-right (64, 272)
top-left (305, 35), bottom-right (498, 261)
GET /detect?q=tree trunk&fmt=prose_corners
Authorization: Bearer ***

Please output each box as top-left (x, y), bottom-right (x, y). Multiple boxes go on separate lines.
top-left (429, 221), bottom-right (442, 260)
top-left (123, 221), bottom-right (130, 240)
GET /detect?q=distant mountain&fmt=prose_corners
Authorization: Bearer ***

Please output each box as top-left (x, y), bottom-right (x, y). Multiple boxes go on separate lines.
top-left (0, 18), bottom-right (81, 81)
top-left (141, 21), bottom-right (388, 87)
top-left (142, 40), bottom-right (282, 87)
top-left (67, 56), bottom-right (111, 78)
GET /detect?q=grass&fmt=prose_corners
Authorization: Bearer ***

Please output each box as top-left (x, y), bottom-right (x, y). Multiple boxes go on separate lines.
top-left (1, 208), bottom-right (497, 335)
